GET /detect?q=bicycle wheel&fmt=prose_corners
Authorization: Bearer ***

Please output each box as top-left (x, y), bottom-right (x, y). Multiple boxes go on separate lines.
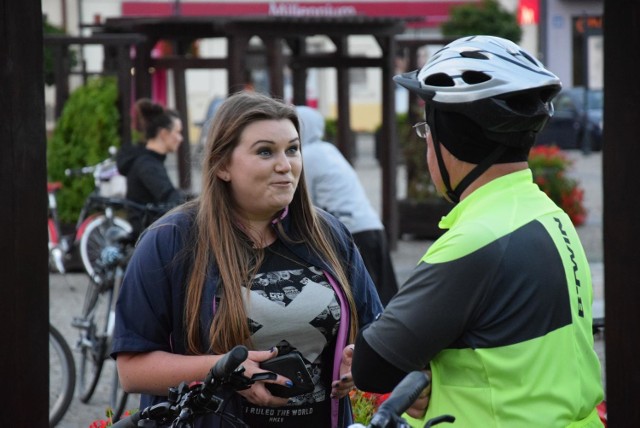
top-left (110, 364), bottom-right (129, 421)
top-left (50, 324), bottom-right (76, 427)
top-left (79, 215), bottom-right (132, 280)
top-left (76, 279), bottom-right (115, 403)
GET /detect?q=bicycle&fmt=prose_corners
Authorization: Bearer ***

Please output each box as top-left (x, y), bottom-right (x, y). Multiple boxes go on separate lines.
top-left (111, 345), bottom-right (254, 428)
top-left (72, 197), bottom-right (170, 412)
top-left (111, 356), bottom-right (453, 428)
top-left (48, 147), bottom-right (129, 277)
top-left (349, 371), bottom-right (455, 428)
top-left (49, 323), bottom-right (76, 427)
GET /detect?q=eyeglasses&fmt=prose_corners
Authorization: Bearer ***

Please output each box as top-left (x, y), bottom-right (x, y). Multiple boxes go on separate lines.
top-left (413, 122), bottom-right (430, 139)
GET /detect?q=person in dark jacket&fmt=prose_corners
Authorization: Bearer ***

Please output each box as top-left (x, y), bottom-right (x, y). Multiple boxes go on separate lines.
top-left (117, 98), bottom-right (188, 236)
top-left (112, 92), bottom-right (383, 428)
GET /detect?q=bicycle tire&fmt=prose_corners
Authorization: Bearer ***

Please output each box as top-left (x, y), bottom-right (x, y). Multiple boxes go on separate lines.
top-left (77, 282), bottom-right (115, 403)
top-left (50, 324), bottom-right (76, 427)
top-left (110, 365), bottom-right (130, 421)
top-left (110, 264), bottom-right (130, 421)
top-left (79, 215), bottom-right (131, 280)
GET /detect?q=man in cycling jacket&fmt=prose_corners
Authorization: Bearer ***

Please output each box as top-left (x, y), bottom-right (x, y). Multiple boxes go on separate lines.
top-left (351, 36), bottom-right (604, 427)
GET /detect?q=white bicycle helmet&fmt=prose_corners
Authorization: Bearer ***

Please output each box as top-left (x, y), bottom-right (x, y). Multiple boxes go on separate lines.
top-left (395, 35), bottom-right (562, 143)
top-left (394, 36), bottom-right (562, 203)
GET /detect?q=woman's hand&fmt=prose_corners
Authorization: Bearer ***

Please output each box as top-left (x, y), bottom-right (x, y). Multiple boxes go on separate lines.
top-left (236, 348), bottom-right (291, 407)
top-left (405, 370), bottom-right (432, 419)
top-left (331, 344), bottom-right (355, 399)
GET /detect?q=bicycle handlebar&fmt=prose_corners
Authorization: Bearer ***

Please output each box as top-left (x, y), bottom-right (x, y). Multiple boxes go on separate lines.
top-left (65, 165), bottom-right (96, 177)
top-left (85, 195), bottom-right (172, 215)
top-left (193, 345), bottom-right (249, 409)
top-left (368, 371), bottom-right (430, 428)
top-left (111, 345), bottom-right (250, 428)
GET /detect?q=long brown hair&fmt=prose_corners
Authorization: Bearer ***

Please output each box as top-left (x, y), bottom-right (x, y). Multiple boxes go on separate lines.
top-left (184, 91), bottom-right (358, 354)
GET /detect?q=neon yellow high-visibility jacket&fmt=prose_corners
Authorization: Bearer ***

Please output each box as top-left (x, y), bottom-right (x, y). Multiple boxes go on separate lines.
top-left (364, 170), bottom-right (604, 427)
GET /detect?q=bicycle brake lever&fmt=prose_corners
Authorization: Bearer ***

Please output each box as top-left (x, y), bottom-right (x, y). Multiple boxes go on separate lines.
top-left (251, 372), bottom-right (278, 382)
top-left (225, 369), bottom-right (256, 391)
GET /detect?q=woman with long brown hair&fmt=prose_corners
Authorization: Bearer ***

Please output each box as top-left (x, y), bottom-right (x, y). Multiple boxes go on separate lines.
top-left (112, 91), bottom-right (383, 427)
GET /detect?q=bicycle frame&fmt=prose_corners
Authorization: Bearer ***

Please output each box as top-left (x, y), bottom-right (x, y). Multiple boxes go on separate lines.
top-left (47, 149), bottom-right (127, 275)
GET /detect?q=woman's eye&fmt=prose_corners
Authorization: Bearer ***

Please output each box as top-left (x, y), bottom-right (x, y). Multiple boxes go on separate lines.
top-left (286, 145), bottom-right (300, 155)
top-left (257, 147), bottom-right (272, 157)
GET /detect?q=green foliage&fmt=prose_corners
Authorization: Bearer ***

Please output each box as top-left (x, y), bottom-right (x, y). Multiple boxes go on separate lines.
top-left (393, 113), bottom-right (438, 201)
top-left (324, 117), bottom-right (338, 143)
top-left (47, 77), bottom-right (121, 223)
top-left (441, 0), bottom-right (522, 43)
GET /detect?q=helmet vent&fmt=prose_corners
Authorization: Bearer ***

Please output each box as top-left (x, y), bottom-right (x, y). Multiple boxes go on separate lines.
top-left (519, 50), bottom-right (539, 66)
top-left (460, 50), bottom-right (489, 60)
top-left (461, 71), bottom-right (491, 84)
top-left (424, 73), bottom-right (455, 87)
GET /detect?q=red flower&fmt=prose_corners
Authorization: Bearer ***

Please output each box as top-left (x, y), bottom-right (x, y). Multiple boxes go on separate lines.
top-left (529, 145), bottom-right (586, 227)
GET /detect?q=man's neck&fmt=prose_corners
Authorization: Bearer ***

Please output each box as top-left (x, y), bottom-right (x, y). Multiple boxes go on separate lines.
top-left (458, 162), bottom-right (528, 201)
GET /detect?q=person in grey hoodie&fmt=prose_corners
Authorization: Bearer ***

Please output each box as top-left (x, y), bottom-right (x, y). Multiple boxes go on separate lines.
top-left (296, 105), bottom-right (398, 305)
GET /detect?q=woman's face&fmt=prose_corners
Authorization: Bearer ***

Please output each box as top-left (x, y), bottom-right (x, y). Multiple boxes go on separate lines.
top-left (220, 119), bottom-right (302, 221)
top-left (161, 118), bottom-right (183, 153)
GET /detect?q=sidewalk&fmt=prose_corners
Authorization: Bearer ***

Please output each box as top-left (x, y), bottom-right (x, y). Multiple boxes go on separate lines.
top-left (50, 135), bottom-right (605, 427)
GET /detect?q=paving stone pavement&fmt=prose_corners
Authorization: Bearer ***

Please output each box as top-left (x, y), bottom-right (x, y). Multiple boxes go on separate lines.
top-left (50, 136), bottom-right (605, 427)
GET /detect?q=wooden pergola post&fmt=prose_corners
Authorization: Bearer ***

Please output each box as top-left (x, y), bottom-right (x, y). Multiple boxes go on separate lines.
top-left (1, 0), bottom-right (48, 424)
top-left (602, 0), bottom-right (640, 423)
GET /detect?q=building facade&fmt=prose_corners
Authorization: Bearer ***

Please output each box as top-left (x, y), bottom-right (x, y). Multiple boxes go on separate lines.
top-left (42, 0), bottom-right (603, 134)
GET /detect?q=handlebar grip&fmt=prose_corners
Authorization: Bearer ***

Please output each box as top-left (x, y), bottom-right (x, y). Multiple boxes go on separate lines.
top-left (110, 412), bottom-right (141, 428)
top-left (193, 345), bottom-right (249, 408)
top-left (208, 345), bottom-right (249, 382)
top-left (369, 371), bottom-right (430, 428)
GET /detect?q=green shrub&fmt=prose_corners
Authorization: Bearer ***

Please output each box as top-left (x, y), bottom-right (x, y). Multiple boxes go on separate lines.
top-left (47, 76), bottom-right (121, 223)
top-left (324, 117), bottom-right (338, 144)
top-left (441, 0), bottom-right (522, 43)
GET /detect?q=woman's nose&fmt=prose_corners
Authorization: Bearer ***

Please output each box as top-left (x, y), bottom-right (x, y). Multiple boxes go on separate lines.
top-left (274, 152), bottom-right (292, 172)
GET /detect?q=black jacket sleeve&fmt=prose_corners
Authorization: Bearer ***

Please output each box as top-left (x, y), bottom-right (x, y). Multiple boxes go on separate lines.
top-left (352, 325), bottom-right (409, 393)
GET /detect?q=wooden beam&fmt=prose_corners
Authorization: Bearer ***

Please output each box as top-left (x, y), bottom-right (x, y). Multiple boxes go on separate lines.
top-left (602, 0), bottom-right (640, 423)
top-left (174, 41), bottom-right (192, 191)
top-left (265, 37), bottom-right (285, 99)
top-left (331, 36), bottom-right (354, 164)
top-left (228, 35), bottom-right (249, 93)
top-left (53, 44), bottom-right (70, 118)
top-left (150, 56), bottom-right (229, 69)
top-left (134, 39), bottom-right (155, 100)
top-left (291, 55), bottom-right (385, 69)
top-left (0, 0), bottom-right (48, 424)
top-left (287, 37), bottom-right (307, 106)
top-left (378, 35), bottom-right (399, 249)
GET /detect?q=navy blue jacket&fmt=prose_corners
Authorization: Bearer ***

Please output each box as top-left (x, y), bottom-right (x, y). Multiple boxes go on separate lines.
top-left (112, 206), bottom-right (383, 427)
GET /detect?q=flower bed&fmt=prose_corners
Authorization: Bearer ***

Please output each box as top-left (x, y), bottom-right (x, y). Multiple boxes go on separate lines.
top-left (529, 145), bottom-right (587, 226)
top-left (350, 389), bottom-right (390, 425)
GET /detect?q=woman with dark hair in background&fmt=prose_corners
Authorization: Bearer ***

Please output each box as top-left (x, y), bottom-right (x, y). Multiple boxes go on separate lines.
top-left (116, 98), bottom-right (188, 236)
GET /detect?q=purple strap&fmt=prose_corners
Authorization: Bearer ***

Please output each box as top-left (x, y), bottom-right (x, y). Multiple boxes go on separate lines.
top-left (326, 271), bottom-right (350, 428)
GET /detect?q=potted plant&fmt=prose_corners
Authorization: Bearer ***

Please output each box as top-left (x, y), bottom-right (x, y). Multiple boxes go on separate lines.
top-left (393, 112), bottom-right (451, 240)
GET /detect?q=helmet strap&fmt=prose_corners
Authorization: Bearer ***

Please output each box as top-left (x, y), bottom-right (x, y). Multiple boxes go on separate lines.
top-left (428, 108), bottom-right (458, 203)
top-left (453, 145), bottom-right (508, 200)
